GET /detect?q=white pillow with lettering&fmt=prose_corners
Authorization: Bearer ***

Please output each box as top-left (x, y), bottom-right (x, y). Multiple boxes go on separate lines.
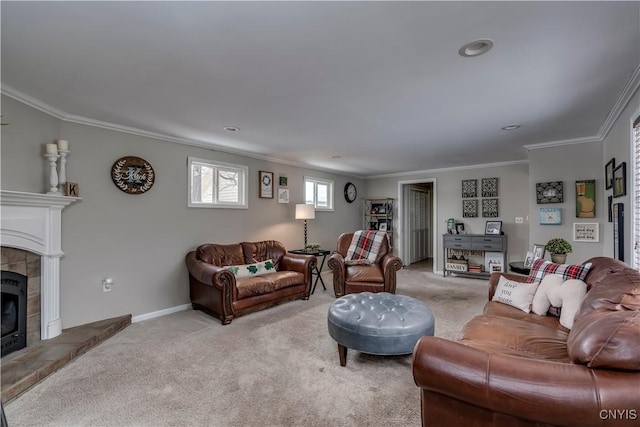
top-left (492, 276), bottom-right (540, 313)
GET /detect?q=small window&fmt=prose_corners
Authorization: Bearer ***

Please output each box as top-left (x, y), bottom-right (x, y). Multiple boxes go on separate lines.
top-left (304, 176), bottom-right (334, 211)
top-left (188, 157), bottom-right (248, 209)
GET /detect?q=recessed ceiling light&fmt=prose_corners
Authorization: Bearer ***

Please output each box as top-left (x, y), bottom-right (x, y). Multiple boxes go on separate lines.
top-left (501, 125), bottom-right (521, 131)
top-left (223, 126), bottom-right (239, 132)
top-left (458, 39), bottom-right (494, 57)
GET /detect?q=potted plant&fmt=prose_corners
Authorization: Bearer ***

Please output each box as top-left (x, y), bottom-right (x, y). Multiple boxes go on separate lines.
top-left (545, 238), bottom-right (572, 264)
top-left (305, 242), bottom-right (321, 251)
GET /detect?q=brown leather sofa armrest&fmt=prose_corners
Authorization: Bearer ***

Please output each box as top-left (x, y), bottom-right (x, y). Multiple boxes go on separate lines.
top-left (328, 253), bottom-right (346, 297)
top-left (413, 336), bottom-right (640, 426)
top-left (380, 254), bottom-right (403, 272)
top-left (488, 272), bottom-right (528, 300)
top-left (185, 251), bottom-right (229, 289)
top-left (280, 253), bottom-right (317, 285)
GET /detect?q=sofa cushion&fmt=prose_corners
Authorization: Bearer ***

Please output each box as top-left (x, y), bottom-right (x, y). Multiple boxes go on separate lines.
top-left (459, 314), bottom-right (570, 362)
top-left (269, 271), bottom-right (305, 291)
top-left (225, 259), bottom-right (275, 278)
top-left (196, 243), bottom-right (244, 266)
top-left (568, 310), bottom-right (640, 370)
top-left (526, 259), bottom-right (592, 284)
top-left (235, 276), bottom-right (276, 299)
top-left (492, 276), bottom-right (539, 313)
top-left (532, 276), bottom-right (587, 329)
top-left (241, 241), bottom-right (286, 267)
top-left (483, 301), bottom-right (568, 331)
top-left (346, 263), bottom-right (384, 283)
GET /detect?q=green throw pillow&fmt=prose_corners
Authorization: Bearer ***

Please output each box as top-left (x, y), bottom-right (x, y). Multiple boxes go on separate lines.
top-left (225, 259), bottom-right (275, 278)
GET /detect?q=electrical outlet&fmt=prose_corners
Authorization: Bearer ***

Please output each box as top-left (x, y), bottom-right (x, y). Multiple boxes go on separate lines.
top-left (102, 278), bottom-right (113, 292)
top-left (515, 217), bottom-right (523, 224)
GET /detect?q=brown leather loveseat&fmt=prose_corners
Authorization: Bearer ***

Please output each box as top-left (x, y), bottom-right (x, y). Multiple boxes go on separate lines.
top-left (412, 257), bottom-right (640, 426)
top-left (186, 240), bottom-right (316, 324)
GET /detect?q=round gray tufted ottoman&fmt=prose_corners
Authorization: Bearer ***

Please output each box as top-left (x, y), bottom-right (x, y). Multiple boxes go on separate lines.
top-left (327, 292), bottom-right (435, 366)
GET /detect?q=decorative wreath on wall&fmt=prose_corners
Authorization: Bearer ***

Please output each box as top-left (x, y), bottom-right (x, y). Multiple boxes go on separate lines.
top-left (111, 156), bottom-right (155, 194)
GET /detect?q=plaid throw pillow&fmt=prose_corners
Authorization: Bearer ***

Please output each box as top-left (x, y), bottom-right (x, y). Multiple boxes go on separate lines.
top-left (526, 258), bottom-right (592, 284)
top-left (345, 230), bottom-right (386, 264)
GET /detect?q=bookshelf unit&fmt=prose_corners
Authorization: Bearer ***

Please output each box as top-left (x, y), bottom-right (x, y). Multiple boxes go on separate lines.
top-left (363, 198), bottom-right (394, 249)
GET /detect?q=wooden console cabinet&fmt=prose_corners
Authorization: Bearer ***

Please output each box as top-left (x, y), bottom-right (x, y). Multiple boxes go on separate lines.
top-left (443, 234), bottom-right (507, 278)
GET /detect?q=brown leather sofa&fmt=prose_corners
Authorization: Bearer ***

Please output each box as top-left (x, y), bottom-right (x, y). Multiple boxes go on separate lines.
top-left (327, 232), bottom-right (403, 297)
top-left (186, 240), bottom-right (316, 324)
top-left (412, 257), bottom-right (640, 427)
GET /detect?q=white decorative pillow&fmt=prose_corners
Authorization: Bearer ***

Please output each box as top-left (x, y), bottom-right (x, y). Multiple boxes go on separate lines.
top-left (492, 276), bottom-right (540, 313)
top-left (224, 259), bottom-right (275, 278)
top-left (532, 276), bottom-right (587, 329)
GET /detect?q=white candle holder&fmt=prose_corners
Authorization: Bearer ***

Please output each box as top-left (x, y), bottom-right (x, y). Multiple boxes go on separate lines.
top-left (58, 149), bottom-right (69, 192)
top-left (45, 153), bottom-right (60, 195)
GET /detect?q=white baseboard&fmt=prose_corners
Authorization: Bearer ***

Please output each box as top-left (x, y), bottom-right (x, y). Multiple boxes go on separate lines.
top-left (132, 303), bottom-right (191, 323)
top-left (132, 272), bottom-right (334, 323)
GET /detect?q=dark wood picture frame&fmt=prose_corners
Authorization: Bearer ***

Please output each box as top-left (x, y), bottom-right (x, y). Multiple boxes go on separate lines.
top-left (605, 158), bottom-right (615, 189)
top-left (613, 162), bottom-right (626, 198)
top-left (462, 179), bottom-right (477, 198)
top-left (259, 170), bottom-right (274, 199)
top-left (536, 181), bottom-right (563, 203)
top-left (462, 199), bottom-right (478, 218)
top-left (613, 203), bottom-right (624, 261)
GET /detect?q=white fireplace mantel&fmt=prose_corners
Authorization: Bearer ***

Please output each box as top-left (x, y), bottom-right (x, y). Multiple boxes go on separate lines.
top-left (1, 190), bottom-right (80, 339)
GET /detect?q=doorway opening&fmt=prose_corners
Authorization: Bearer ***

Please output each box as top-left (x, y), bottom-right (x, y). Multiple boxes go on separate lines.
top-left (397, 179), bottom-right (437, 272)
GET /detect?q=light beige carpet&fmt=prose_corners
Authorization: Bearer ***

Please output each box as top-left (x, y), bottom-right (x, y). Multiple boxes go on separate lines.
top-left (5, 266), bottom-right (487, 427)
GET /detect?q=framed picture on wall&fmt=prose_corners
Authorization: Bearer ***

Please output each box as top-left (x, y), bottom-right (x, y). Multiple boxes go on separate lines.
top-left (573, 222), bottom-right (599, 242)
top-left (259, 171), bottom-right (274, 198)
top-left (613, 162), bottom-right (627, 198)
top-left (462, 179), bottom-right (477, 198)
top-left (613, 203), bottom-right (624, 261)
top-left (536, 181), bottom-right (563, 203)
top-left (575, 180), bottom-right (595, 218)
top-left (605, 158), bottom-right (615, 189)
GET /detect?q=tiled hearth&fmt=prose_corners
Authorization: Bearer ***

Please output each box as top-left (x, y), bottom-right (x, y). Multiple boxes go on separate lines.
top-left (1, 314), bottom-right (131, 403)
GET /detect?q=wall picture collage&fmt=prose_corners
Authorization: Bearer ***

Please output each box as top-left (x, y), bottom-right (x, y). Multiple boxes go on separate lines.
top-left (461, 178), bottom-right (499, 218)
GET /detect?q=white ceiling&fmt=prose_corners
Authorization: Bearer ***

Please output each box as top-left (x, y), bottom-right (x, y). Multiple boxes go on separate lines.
top-left (2, 1), bottom-right (639, 177)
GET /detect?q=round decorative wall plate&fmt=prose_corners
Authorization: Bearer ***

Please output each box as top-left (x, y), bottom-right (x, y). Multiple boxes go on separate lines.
top-left (111, 156), bottom-right (155, 194)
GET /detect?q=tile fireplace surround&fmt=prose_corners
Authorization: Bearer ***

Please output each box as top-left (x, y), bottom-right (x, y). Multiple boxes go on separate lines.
top-left (0, 190), bottom-right (80, 341)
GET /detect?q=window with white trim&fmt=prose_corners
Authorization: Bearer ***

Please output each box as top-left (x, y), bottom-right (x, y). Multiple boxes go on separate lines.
top-left (304, 176), bottom-right (334, 211)
top-left (188, 157), bottom-right (248, 209)
top-left (633, 116), bottom-right (640, 269)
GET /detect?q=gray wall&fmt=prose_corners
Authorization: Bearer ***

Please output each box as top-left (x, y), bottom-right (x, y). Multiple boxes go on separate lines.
top-left (527, 141), bottom-right (605, 264)
top-left (602, 87), bottom-right (639, 262)
top-left (364, 162), bottom-right (531, 272)
top-left (1, 95), bottom-right (363, 328)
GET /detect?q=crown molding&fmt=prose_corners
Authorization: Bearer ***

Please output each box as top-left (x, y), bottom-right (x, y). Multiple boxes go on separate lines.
top-left (1, 84), bottom-right (67, 119)
top-left (1, 84), bottom-right (359, 178)
top-left (366, 159), bottom-right (529, 180)
top-left (523, 135), bottom-right (602, 151)
top-left (598, 62), bottom-right (640, 140)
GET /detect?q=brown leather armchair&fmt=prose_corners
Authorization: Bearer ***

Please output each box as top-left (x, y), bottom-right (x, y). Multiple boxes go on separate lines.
top-left (327, 232), bottom-right (403, 297)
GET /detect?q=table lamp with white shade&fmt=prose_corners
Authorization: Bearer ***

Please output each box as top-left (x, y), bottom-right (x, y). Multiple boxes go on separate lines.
top-left (295, 203), bottom-right (315, 248)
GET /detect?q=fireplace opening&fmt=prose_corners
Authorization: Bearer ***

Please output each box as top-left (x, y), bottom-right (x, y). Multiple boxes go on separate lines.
top-left (1, 271), bottom-right (27, 357)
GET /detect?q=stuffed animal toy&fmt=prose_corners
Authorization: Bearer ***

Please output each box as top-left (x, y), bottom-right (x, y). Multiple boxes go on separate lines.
top-left (531, 274), bottom-right (587, 329)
